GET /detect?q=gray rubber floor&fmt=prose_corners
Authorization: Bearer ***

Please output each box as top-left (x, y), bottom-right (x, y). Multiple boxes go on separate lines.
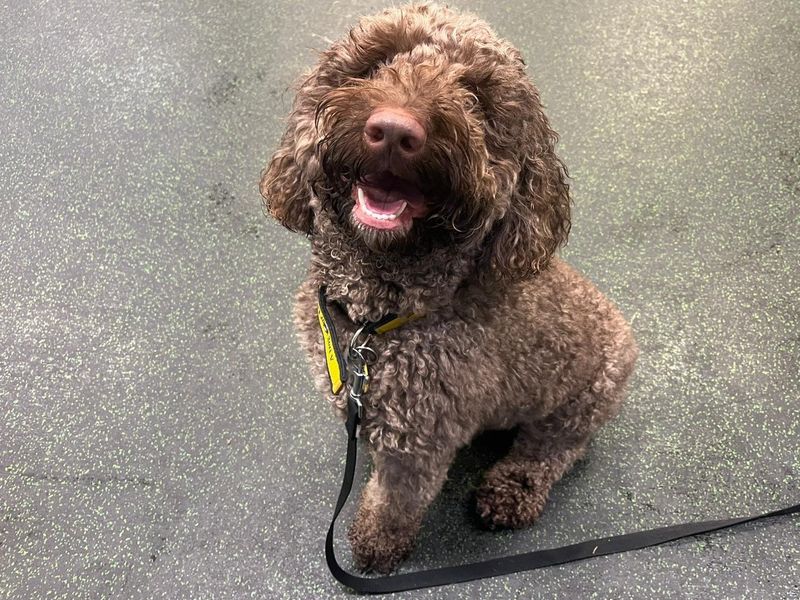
top-left (1, 1), bottom-right (798, 598)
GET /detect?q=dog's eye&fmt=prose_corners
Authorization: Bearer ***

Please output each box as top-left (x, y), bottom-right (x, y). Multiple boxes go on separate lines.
top-left (357, 57), bottom-right (391, 81)
top-left (459, 78), bottom-right (486, 113)
top-left (361, 63), bottom-right (381, 79)
top-left (460, 83), bottom-right (485, 114)
top-left (463, 91), bottom-right (481, 112)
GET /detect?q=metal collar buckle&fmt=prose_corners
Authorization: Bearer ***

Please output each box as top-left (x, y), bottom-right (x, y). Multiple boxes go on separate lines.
top-left (346, 324), bottom-right (377, 422)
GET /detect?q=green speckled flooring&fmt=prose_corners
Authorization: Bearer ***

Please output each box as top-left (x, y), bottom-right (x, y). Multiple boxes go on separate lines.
top-left (1, 1), bottom-right (798, 598)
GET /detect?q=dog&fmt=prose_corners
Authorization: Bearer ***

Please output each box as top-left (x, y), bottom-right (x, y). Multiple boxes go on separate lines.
top-left (261, 3), bottom-right (638, 574)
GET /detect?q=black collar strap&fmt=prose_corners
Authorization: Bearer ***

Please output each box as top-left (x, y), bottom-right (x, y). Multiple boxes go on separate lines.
top-left (318, 286), bottom-right (800, 593)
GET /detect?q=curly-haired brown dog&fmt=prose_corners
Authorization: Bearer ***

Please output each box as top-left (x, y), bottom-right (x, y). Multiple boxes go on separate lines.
top-left (261, 3), bottom-right (638, 574)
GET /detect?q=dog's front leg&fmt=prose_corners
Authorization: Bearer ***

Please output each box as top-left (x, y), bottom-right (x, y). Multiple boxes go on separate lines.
top-left (348, 444), bottom-right (456, 573)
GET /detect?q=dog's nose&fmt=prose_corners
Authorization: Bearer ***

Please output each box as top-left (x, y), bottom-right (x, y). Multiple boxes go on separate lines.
top-left (364, 109), bottom-right (426, 157)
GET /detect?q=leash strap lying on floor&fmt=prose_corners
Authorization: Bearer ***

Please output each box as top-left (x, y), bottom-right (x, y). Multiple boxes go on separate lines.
top-left (325, 395), bottom-right (800, 594)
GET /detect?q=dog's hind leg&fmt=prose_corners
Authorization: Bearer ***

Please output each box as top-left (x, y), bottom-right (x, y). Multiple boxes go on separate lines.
top-left (476, 323), bottom-right (637, 529)
top-left (475, 424), bottom-right (589, 529)
top-left (475, 380), bottom-right (625, 529)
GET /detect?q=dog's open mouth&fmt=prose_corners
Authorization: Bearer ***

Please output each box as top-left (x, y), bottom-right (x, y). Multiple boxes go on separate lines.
top-left (352, 172), bottom-right (429, 232)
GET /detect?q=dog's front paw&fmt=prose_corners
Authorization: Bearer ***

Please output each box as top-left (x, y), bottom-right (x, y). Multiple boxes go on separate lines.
top-left (475, 460), bottom-right (550, 529)
top-left (347, 505), bottom-right (417, 574)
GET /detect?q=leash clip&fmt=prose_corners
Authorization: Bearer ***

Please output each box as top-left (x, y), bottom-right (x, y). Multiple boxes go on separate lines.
top-left (347, 324), bottom-right (377, 424)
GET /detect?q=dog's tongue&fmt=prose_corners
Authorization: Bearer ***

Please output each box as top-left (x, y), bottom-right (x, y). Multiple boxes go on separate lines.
top-left (361, 184), bottom-right (408, 214)
top-left (363, 173), bottom-right (424, 209)
top-left (352, 173), bottom-right (428, 231)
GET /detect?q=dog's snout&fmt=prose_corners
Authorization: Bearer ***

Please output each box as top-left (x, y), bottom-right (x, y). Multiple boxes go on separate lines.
top-left (364, 109), bottom-right (427, 157)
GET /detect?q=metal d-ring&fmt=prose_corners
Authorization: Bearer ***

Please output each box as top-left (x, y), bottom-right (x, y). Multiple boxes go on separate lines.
top-left (348, 325), bottom-right (377, 367)
top-left (353, 344), bottom-right (377, 366)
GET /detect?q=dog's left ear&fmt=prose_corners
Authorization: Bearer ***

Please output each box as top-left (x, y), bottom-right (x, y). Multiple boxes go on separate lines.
top-left (486, 78), bottom-right (571, 279)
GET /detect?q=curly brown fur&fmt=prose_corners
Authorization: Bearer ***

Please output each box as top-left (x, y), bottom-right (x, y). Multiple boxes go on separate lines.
top-left (261, 3), bottom-right (637, 573)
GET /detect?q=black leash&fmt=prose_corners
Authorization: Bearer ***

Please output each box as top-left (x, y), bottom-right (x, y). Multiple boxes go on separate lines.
top-left (326, 396), bottom-right (799, 594)
top-left (317, 288), bottom-right (799, 594)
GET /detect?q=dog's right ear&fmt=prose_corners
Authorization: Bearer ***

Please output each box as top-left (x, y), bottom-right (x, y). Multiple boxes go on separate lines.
top-left (260, 102), bottom-right (317, 235)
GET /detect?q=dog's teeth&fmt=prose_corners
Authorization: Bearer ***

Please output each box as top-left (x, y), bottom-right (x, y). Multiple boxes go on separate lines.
top-left (356, 185), bottom-right (407, 220)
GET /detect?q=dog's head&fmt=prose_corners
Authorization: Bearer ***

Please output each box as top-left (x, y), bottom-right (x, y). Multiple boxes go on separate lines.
top-left (261, 3), bottom-right (570, 279)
